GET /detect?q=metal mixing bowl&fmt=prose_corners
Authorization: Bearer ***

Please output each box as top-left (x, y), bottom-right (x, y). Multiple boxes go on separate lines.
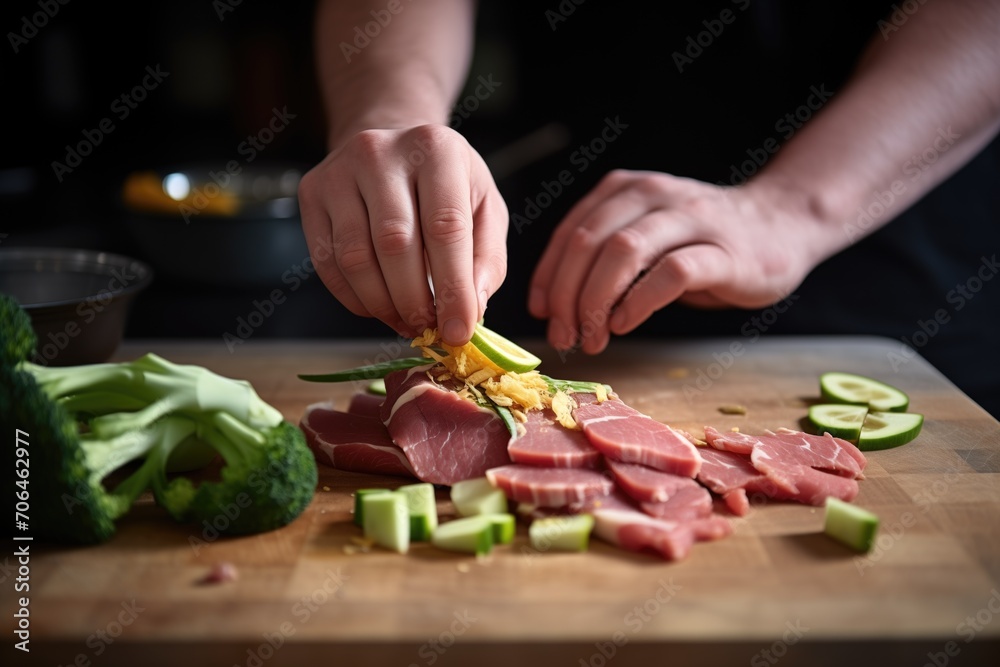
top-left (0, 247), bottom-right (154, 365)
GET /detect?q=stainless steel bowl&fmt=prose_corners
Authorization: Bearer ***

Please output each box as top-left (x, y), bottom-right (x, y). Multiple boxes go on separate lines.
top-left (0, 248), bottom-right (153, 365)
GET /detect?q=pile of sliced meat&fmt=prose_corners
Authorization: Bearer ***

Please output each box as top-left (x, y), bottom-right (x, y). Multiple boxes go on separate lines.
top-left (300, 366), bottom-right (867, 561)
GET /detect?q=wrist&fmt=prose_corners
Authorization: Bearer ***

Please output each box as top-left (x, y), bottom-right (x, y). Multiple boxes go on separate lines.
top-left (328, 113), bottom-right (448, 152)
top-left (742, 174), bottom-right (850, 268)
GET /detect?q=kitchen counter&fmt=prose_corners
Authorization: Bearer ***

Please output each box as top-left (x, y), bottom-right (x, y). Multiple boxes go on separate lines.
top-left (7, 336), bottom-right (1000, 666)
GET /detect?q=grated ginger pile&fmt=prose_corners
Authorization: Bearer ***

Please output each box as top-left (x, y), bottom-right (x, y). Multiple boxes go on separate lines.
top-left (411, 328), bottom-right (606, 430)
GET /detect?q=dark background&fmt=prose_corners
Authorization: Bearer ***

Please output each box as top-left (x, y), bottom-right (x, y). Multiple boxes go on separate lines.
top-left (2, 1), bottom-right (998, 415)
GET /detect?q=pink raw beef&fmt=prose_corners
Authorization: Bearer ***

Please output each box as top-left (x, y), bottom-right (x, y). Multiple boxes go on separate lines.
top-left (299, 402), bottom-right (415, 478)
top-left (380, 366), bottom-right (512, 485)
top-left (347, 392), bottom-right (384, 419)
top-left (704, 427), bottom-right (866, 506)
top-left (583, 492), bottom-right (731, 561)
top-left (574, 399), bottom-right (701, 477)
top-left (486, 464), bottom-right (613, 507)
top-left (696, 446), bottom-right (785, 516)
top-left (507, 409), bottom-right (601, 468)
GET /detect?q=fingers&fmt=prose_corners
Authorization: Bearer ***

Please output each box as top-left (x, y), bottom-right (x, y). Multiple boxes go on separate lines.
top-left (357, 166), bottom-right (435, 335)
top-left (536, 193), bottom-right (655, 349)
top-left (528, 170), bottom-right (633, 319)
top-left (298, 169), bottom-right (372, 318)
top-left (609, 243), bottom-right (733, 335)
top-left (416, 134), bottom-right (478, 346)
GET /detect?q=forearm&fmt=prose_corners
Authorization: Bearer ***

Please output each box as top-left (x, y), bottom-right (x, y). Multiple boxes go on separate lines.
top-left (754, 0), bottom-right (1000, 262)
top-left (316, 0), bottom-right (476, 150)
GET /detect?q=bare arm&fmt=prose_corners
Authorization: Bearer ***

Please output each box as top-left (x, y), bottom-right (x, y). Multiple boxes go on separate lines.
top-left (530, 0), bottom-right (1000, 353)
top-left (317, 0), bottom-right (475, 149)
top-left (756, 0), bottom-right (1000, 261)
top-left (301, 0), bottom-right (508, 345)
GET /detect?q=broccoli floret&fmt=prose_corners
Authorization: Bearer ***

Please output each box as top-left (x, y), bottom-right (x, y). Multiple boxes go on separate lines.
top-left (1, 293), bottom-right (318, 544)
top-left (0, 294), bottom-right (35, 367)
top-left (156, 415), bottom-right (318, 534)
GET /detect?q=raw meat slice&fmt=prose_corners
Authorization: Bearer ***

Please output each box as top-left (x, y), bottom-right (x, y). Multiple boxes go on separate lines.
top-left (574, 399), bottom-right (701, 477)
top-left (299, 402), bottom-right (415, 478)
top-left (696, 446), bottom-right (783, 516)
top-left (704, 427), bottom-right (864, 506)
top-left (381, 367), bottom-right (512, 485)
top-left (583, 493), bottom-right (731, 561)
top-left (606, 459), bottom-right (702, 504)
top-left (486, 465), bottom-right (613, 507)
top-left (639, 484), bottom-right (713, 521)
top-left (347, 392), bottom-right (384, 419)
top-left (507, 409), bottom-right (601, 468)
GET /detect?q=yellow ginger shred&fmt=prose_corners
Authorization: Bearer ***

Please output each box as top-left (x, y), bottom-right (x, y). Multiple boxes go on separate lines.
top-left (551, 390), bottom-right (579, 430)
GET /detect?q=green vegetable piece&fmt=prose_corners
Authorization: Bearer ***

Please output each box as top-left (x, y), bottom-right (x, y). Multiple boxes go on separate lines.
top-left (486, 513), bottom-right (515, 545)
top-left (529, 514), bottom-right (595, 552)
top-left (362, 493), bottom-right (410, 554)
top-left (451, 477), bottom-right (508, 516)
top-left (396, 483), bottom-right (438, 541)
top-left (1, 295), bottom-right (317, 544)
top-left (857, 411), bottom-right (924, 451)
top-left (820, 372), bottom-right (909, 412)
top-left (353, 488), bottom-right (393, 527)
top-left (298, 357), bottom-right (433, 383)
top-left (367, 379), bottom-right (387, 395)
top-left (431, 516), bottom-right (495, 556)
top-left (808, 404), bottom-right (869, 442)
top-left (824, 497), bottom-right (879, 552)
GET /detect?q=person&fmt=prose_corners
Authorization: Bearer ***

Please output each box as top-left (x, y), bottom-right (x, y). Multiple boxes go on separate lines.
top-left (298, 0), bottom-right (1000, 415)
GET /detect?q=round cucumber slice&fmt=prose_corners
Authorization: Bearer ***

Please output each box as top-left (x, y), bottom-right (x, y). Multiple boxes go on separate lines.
top-left (820, 372), bottom-right (910, 412)
top-left (857, 411), bottom-right (924, 451)
top-left (469, 324), bottom-right (541, 373)
top-left (808, 404), bottom-right (869, 442)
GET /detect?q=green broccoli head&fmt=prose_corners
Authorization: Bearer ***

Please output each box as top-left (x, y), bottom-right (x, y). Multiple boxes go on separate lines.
top-left (4, 293), bottom-right (317, 543)
top-left (1, 293), bottom-right (36, 368)
top-left (2, 369), bottom-right (119, 543)
top-left (156, 417), bottom-right (317, 535)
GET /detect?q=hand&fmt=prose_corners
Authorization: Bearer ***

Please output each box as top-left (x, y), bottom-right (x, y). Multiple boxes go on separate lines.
top-left (528, 170), bottom-right (830, 354)
top-left (298, 124), bottom-right (508, 345)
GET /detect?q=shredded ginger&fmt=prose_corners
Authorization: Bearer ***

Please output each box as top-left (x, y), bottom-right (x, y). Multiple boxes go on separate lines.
top-left (411, 327), bottom-right (596, 428)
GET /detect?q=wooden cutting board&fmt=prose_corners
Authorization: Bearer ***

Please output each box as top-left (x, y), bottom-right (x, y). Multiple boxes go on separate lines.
top-left (6, 336), bottom-right (999, 667)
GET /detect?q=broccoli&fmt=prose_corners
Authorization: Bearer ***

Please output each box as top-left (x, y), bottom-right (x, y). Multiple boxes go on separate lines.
top-left (1, 293), bottom-right (318, 544)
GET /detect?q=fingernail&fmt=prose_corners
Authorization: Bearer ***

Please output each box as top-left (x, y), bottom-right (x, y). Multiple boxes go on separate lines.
top-left (442, 317), bottom-right (468, 345)
top-left (529, 287), bottom-right (545, 315)
top-left (549, 319), bottom-right (571, 349)
top-left (478, 290), bottom-right (489, 320)
top-left (610, 310), bottom-right (626, 334)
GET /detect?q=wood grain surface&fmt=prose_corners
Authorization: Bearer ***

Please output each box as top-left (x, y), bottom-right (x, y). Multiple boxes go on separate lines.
top-left (5, 336), bottom-right (999, 667)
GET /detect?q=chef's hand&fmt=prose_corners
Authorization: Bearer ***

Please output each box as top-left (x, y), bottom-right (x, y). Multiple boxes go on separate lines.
top-left (528, 170), bottom-right (829, 354)
top-left (298, 125), bottom-right (508, 346)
